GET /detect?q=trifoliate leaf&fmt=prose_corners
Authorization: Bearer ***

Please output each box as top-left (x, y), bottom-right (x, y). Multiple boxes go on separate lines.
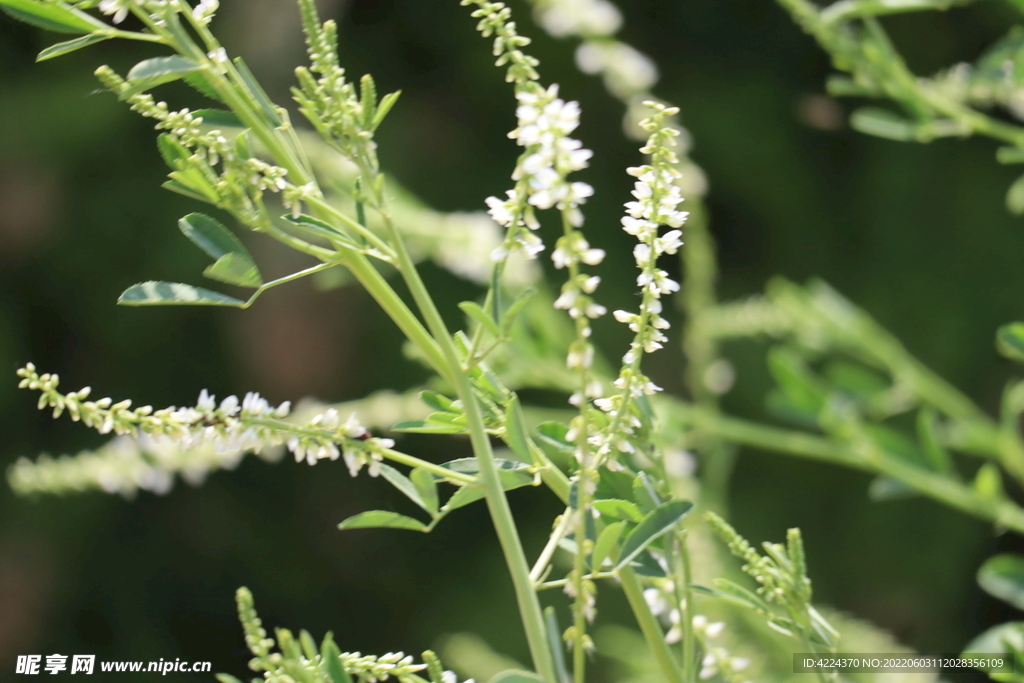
top-left (179, 213), bottom-right (262, 287)
top-left (378, 463), bottom-right (432, 514)
top-left (410, 467), bottom-right (439, 514)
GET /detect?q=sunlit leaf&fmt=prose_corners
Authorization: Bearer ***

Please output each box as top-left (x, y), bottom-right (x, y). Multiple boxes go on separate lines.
top-left (0, 0), bottom-right (107, 34)
top-left (979, 555), bottom-right (1024, 609)
top-left (37, 33), bottom-right (110, 61)
top-left (118, 281), bottom-right (246, 307)
top-left (614, 500), bottom-right (693, 570)
top-left (337, 510), bottom-right (427, 532)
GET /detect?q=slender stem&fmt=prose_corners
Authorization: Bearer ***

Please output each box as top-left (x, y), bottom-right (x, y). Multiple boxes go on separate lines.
top-left (378, 209), bottom-right (558, 683)
top-left (620, 566), bottom-right (685, 683)
top-left (530, 508), bottom-right (574, 583)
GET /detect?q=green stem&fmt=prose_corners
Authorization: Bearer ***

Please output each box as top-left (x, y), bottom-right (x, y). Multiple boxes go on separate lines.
top-left (677, 533), bottom-right (695, 683)
top-left (378, 210), bottom-right (558, 683)
top-left (685, 404), bottom-right (1024, 534)
top-left (620, 566), bottom-right (685, 683)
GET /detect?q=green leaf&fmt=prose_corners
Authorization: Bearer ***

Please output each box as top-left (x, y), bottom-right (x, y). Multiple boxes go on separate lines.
top-left (543, 607), bottom-right (571, 683)
top-left (179, 213), bottom-right (262, 287)
top-left (441, 460), bottom-right (533, 511)
top-left (378, 463), bottom-right (432, 514)
top-left (1008, 176), bottom-right (1024, 215)
top-left (979, 555), bottom-right (1024, 609)
top-left (337, 510), bottom-right (427, 532)
top-left (371, 91), bottom-right (401, 131)
top-left (216, 675), bottom-right (244, 683)
top-left (118, 281), bottom-right (246, 307)
top-left (593, 499), bottom-right (644, 523)
top-left (391, 419), bottom-right (466, 435)
top-left (193, 108), bottom-right (245, 129)
top-left (184, 72), bottom-right (224, 102)
top-left (963, 621), bottom-right (1024, 655)
top-left (420, 390), bottom-right (457, 413)
top-left (849, 107), bottom-right (919, 141)
top-left (916, 408), bottom-right (955, 474)
top-left (459, 301), bottom-right (501, 337)
top-left (490, 671), bottom-right (546, 683)
top-left (592, 521), bottom-right (624, 570)
top-left (234, 56), bottom-right (282, 125)
top-left (0, 0), bottom-right (107, 34)
top-left (500, 288), bottom-right (536, 336)
top-left (998, 323), bottom-right (1024, 363)
top-left (708, 578), bottom-right (772, 613)
top-left (689, 579), bottom-right (771, 613)
top-left (767, 346), bottom-right (828, 414)
top-left (283, 214), bottom-right (365, 252)
top-left (162, 179), bottom-right (216, 204)
top-left (37, 32), bottom-right (110, 61)
top-left (124, 56), bottom-right (202, 98)
top-left (632, 473), bottom-right (661, 513)
top-left (204, 252), bottom-right (263, 288)
top-left (821, 0), bottom-right (968, 23)
top-left (614, 500), bottom-right (693, 570)
top-left (504, 395), bottom-right (533, 464)
top-left (974, 463), bottom-right (1004, 500)
top-left (321, 633), bottom-right (354, 683)
top-left (410, 467), bottom-right (439, 514)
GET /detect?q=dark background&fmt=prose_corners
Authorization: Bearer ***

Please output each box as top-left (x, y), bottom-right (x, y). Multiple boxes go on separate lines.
top-left (1, 0), bottom-right (1023, 679)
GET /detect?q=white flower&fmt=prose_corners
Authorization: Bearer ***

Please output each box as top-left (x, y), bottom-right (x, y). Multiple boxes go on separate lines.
top-left (99, 0), bottom-right (131, 24)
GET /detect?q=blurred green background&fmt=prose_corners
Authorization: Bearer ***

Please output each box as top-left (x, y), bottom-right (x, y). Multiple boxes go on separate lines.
top-left (2, 0), bottom-right (1024, 679)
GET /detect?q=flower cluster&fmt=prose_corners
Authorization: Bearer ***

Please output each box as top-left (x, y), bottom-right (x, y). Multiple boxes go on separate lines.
top-left (15, 364), bottom-right (393, 481)
top-left (191, 0), bottom-right (219, 26)
top-left (531, 0), bottom-right (622, 38)
top-left (6, 434), bottom-right (282, 498)
top-left (465, 1), bottom-right (594, 263)
top-left (236, 586), bottom-right (430, 683)
top-left (486, 85), bottom-right (595, 261)
top-left (592, 103), bottom-right (687, 461)
top-left (693, 616), bottom-right (750, 683)
top-left (293, 0), bottom-right (398, 182)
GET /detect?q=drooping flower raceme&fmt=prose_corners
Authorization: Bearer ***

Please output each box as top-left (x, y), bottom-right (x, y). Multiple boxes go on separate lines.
top-left (15, 364), bottom-right (394, 480)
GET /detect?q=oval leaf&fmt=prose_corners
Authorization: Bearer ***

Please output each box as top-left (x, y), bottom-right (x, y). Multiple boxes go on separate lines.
top-left (594, 498), bottom-right (644, 523)
top-left (963, 621), bottom-right (1024, 655)
top-left (592, 521), bottom-right (624, 570)
top-left (504, 395), bottom-right (533, 464)
top-left (410, 467), bottom-right (439, 514)
top-left (378, 463), bottom-right (431, 514)
top-left (179, 212), bottom-right (249, 260)
top-left (1, 0), bottom-right (107, 33)
top-left (459, 301), bottom-right (500, 337)
top-left (614, 500), bottom-right (693, 570)
top-left (118, 281), bottom-right (246, 307)
top-left (124, 56), bottom-right (202, 98)
top-left (998, 323), bottom-right (1024, 363)
top-left (37, 33), bottom-right (110, 61)
top-left (979, 554), bottom-right (1024, 609)
top-left (338, 510), bottom-right (427, 532)
top-left (204, 252), bottom-right (262, 287)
